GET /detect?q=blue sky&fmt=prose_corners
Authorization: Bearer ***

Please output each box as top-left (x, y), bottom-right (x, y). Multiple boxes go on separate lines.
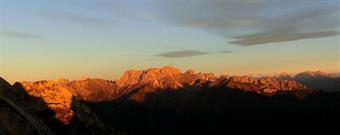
top-left (0, 0), bottom-right (339, 83)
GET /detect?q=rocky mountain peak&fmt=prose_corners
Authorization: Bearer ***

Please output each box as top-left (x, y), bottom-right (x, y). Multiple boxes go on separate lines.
top-left (116, 66), bottom-right (183, 90)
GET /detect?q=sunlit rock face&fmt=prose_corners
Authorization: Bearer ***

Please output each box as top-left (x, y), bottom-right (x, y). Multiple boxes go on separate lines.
top-left (116, 66), bottom-right (183, 90)
top-left (114, 66), bottom-right (184, 102)
top-left (115, 66), bottom-right (215, 89)
top-left (21, 78), bottom-right (119, 103)
top-left (19, 79), bottom-right (118, 129)
top-left (20, 80), bottom-right (74, 125)
top-left (64, 79), bottom-right (118, 102)
top-left (114, 66), bottom-right (218, 102)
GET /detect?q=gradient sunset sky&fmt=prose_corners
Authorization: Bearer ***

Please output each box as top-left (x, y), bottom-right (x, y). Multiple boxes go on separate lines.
top-left (0, 0), bottom-right (339, 83)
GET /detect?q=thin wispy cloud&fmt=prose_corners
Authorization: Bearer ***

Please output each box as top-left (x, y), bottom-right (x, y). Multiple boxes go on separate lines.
top-left (230, 31), bottom-right (339, 46)
top-left (39, 11), bottom-right (110, 27)
top-left (150, 0), bottom-right (340, 45)
top-left (0, 31), bottom-right (42, 39)
top-left (154, 50), bottom-right (234, 58)
top-left (218, 50), bottom-right (235, 54)
top-left (155, 50), bottom-right (211, 58)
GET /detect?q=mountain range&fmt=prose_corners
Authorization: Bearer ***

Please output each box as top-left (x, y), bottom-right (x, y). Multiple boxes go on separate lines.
top-left (1, 66), bottom-right (339, 134)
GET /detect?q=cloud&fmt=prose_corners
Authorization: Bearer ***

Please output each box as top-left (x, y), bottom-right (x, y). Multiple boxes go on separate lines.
top-left (218, 50), bottom-right (235, 54)
top-left (230, 31), bottom-right (339, 46)
top-left (0, 31), bottom-right (42, 39)
top-left (39, 11), bottom-right (110, 27)
top-left (155, 50), bottom-right (211, 58)
top-left (151, 0), bottom-right (340, 45)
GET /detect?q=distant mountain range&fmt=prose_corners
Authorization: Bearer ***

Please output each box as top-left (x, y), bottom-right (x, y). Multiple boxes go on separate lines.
top-left (272, 71), bottom-right (340, 92)
top-left (1, 66), bottom-right (339, 134)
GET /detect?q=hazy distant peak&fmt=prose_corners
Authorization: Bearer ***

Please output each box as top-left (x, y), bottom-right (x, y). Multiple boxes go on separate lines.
top-left (295, 71), bottom-right (333, 78)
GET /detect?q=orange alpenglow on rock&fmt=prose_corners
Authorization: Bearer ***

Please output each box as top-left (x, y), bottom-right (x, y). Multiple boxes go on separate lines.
top-left (18, 66), bottom-right (313, 104)
top-left (20, 80), bottom-right (74, 125)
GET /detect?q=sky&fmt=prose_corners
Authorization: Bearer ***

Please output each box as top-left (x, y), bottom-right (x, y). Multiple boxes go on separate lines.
top-left (0, 0), bottom-right (339, 83)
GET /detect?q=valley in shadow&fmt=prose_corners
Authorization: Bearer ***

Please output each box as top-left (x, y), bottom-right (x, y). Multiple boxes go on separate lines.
top-left (83, 86), bottom-right (340, 135)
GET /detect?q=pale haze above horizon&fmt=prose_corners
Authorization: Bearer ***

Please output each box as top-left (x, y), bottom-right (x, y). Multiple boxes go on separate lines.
top-left (0, 0), bottom-right (339, 83)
